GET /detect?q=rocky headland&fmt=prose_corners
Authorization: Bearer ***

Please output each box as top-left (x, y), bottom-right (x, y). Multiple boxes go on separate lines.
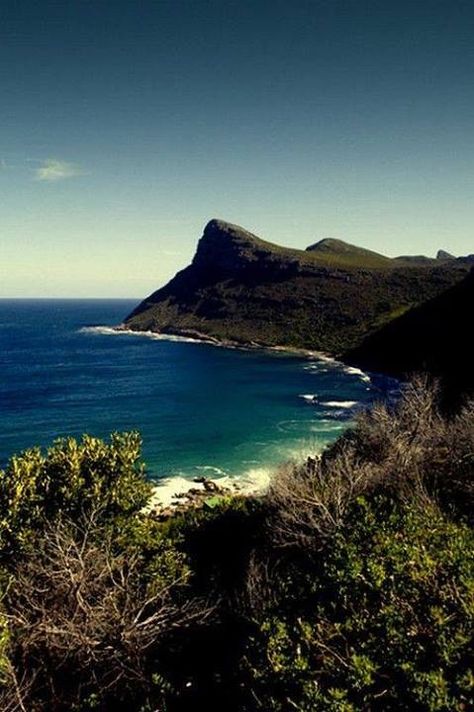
top-left (122, 219), bottom-right (472, 397)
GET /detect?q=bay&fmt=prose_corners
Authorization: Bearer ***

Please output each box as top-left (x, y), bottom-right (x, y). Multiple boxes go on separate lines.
top-left (0, 299), bottom-right (395, 483)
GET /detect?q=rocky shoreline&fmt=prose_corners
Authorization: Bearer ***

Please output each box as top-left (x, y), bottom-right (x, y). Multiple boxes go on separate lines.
top-left (145, 476), bottom-right (249, 520)
top-left (114, 322), bottom-right (333, 361)
top-left (145, 455), bottom-right (322, 521)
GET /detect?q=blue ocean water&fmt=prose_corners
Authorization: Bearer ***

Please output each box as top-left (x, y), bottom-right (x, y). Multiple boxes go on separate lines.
top-left (0, 300), bottom-right (395, 483)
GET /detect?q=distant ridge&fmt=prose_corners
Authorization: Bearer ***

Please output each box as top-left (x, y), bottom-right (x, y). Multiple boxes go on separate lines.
top-left (394, 255), bottom-right (436, 265)
top-left (192, 220), bottom-right (394, 270)
top-left (306, 238), bottom-right (391, 267)
top-left (437, 249), bottom-right (456, 261)
top-left (124, 219), bottom-right (470, 355)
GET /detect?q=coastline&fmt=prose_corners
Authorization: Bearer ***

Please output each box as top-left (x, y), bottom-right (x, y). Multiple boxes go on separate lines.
top-left (113, 322), bottom-right (335, 361)
top-left (82, 321), bottom-right (386, 516)
top-left (144, 468), bottom-right (273, 518)
top-left (110, 324), bottom-right (390, 390)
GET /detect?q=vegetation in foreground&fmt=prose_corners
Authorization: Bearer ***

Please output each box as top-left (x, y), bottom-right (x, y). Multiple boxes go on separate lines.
top-left (0, 378), bottom-right (473, 711)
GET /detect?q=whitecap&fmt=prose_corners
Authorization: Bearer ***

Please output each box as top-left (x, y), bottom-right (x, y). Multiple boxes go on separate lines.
top-left (311, 353), bottom-right (337, 364)
top-left (299, 394), bottom-right (318, 402)
top-left (309, 422), bottom-right (346, 432)
top-left (342, 365), bottom-right (371, 382)
top-left (344, 366), bottom-right (364, 376)
top-left (277, 419), bottom-right (309, 433)
top-left (303, 364), bottom-right (330, 373)
top-left (80, 326), bottom-right (119, 336)
top-left (321, 400), bottom-right (358, 408)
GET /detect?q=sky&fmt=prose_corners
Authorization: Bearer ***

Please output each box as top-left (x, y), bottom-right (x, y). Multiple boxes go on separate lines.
top-left (1, 0), bottom-right (473, 297)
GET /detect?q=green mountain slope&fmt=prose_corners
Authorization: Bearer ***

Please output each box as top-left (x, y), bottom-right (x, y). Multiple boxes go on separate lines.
top-left (124, 219), bottom-right (470, 355)
top-left (344, 268), bottom-right (474, 399)
top-left (306, 237), bottom-right (392, 267)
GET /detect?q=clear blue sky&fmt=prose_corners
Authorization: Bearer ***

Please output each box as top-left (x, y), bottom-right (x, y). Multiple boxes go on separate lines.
top-left (1, 0), bottom-right (473, 296)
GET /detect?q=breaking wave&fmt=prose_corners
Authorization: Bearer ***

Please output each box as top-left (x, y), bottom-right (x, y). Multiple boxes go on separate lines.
top-left (79, 325), bottom-right (207, 344)
top-left (146, 466), bottom-right (274, 509)
top-left (321, 400), bottom-right (358, 408)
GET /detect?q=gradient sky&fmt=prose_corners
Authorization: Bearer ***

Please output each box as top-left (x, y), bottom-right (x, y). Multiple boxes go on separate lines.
top-left (1, 0), bottom-right (473, 297)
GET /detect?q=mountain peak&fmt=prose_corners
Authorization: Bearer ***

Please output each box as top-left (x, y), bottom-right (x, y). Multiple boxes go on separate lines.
top-left (125, 218), bottom-right (470, 353)
top-left (436, 249), bottom-right (456, 261)
top-left (193, 219), bottom-right (273, 273)
top-left (203, 219), bottom-right (259, 242)
top-left (306, 237), bottom-right (391, 265)
top-left (306, 237), bottom-right (350, 252)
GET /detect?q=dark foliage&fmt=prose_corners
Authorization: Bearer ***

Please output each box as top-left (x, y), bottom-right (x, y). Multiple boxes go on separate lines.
top-left (0, 379), bottom-right (473, 711)
top-left (345, 269), bottom-right (474, 407)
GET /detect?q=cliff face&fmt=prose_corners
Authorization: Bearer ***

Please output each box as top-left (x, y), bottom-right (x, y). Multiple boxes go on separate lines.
top-left (124, 219), bottom-right (470, 355)
top-left (190, 220), bottom-right (302, 280)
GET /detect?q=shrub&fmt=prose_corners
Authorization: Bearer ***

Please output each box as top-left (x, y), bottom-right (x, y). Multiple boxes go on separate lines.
top-left (244, 498), bottom-right (474, 711)
top-left (0, 432), bottom-right (152, 560)
top-left (4, 514), bottom-right (203, 711)
top-left (240, 378), bottom-right (474, 711)
top-left (0, 433), bottom-right (210, 710)
top-left (267, 377), bottom-right (474, 554)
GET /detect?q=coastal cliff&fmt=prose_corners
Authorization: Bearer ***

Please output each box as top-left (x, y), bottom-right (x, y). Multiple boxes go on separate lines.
top-left (124, 219), bottom-right (470, 355)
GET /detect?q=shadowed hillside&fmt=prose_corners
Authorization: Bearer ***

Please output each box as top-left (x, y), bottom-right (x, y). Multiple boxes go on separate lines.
top-left (124, 220), bottom-right (469, 355)
top-left (345, 268), bottom-right (474, 402)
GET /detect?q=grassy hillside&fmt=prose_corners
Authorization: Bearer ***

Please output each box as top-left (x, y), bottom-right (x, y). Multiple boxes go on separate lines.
top-left (124, 219), bottom-right (470, 355)
top-left (305, 236), bottom-right (393, 267)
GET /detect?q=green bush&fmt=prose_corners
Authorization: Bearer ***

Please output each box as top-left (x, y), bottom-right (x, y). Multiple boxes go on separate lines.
top-left (0, 432), bottom-right (151, 559)
top-left (237, 379), bottom-right (474, 711)
top-left (0, 433), bottom-right (206, 711)
top-left (245, 497), bottom-right (474, 711)
top-left (4, 516), bottom-right (196, 711)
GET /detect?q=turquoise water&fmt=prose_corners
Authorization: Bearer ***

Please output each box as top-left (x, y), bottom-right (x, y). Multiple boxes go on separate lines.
top-left (0, 300), bottom-right (396, 483)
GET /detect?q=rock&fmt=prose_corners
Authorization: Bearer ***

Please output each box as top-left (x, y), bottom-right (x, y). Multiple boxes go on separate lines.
top-left (193, 476), bottom-right (221, 492)
top-left (437, 249), bottom-right (456, 261)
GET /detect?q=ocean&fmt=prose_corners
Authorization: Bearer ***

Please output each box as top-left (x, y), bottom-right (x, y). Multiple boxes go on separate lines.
top-left (0, 299), bottom-right (396, 495)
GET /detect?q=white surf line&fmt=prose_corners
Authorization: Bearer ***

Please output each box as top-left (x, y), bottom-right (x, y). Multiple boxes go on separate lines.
top-left (80, 325), bottom-right (335, 358)
top-left (342, 365), bottom-right (371, 382)
top-left (321, 400), bottom-right (358, 408)
top-left (79, 325), bottom-right (210, 344)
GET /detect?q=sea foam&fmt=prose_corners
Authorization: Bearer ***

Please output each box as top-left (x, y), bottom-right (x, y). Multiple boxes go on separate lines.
top-left (304, 356), bottom-right (371, 383)
top-left (343, 365), bottom-right (371, 382)
top-left (321, 400), bottom-right (358, 408)
top-left (146, 466), bottom-right (273, 510)
top-left (80, 325), bottom-right (206, 344)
